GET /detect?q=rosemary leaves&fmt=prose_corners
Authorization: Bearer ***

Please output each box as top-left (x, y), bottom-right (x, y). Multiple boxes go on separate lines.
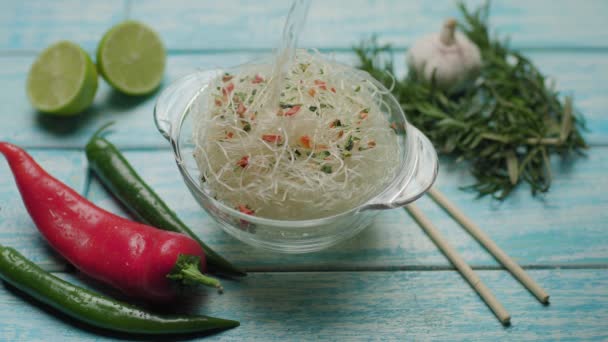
top-left (354, 2), bottom-right (587, 199)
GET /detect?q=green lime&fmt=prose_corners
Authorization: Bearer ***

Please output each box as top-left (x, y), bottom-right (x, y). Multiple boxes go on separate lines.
top-left (26, 41), bottom-right (98, 115)
top-left (97, 21), bottom-right (166, 96)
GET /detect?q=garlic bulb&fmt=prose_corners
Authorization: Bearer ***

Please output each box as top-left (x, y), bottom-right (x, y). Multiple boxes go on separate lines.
top-left (406, 18), bottom-right (481, 92)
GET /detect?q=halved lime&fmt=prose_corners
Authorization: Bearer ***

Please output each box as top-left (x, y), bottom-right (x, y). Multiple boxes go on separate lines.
top-left (26, 41), bottom-right (98, 115)
top-left (97, 21), bottom-right (166, 96)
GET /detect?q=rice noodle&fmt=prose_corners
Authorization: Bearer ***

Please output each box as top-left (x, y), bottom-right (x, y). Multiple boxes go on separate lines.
top-left (192, 50), bottom-right (400, 220)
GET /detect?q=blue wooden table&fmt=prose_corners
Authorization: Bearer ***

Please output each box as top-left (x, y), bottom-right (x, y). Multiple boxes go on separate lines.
top-left (1, 1), bottom-right (607, 340)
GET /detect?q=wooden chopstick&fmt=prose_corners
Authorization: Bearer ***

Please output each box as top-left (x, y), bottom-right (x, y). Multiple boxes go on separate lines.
top-left (427, 187), bottom-right (550, 304)
top-left (406, 204), bottom-right (511, 325)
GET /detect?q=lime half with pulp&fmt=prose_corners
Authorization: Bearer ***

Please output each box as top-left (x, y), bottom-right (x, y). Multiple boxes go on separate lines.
top-left (26, 41), bottom-right (98, 115)
top-left (97, 21), bottom-right (166, 96)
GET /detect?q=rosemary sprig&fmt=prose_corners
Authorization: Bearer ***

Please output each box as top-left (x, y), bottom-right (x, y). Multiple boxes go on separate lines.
top-left (354, 2), bottom-right (587, 199)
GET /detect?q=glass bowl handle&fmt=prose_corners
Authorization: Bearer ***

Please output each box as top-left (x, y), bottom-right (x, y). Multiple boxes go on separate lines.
top-left (362, 125), bottom-right (438, 210)
top-left (154, 70), bottom-right (221, 141)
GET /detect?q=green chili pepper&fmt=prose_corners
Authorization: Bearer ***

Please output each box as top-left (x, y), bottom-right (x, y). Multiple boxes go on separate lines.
top-left (0, 244), bottom-right (239, 334)
top-left (85, 124), bottom-right (245, 277)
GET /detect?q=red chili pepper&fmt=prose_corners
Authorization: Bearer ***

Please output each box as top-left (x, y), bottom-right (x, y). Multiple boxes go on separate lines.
top-left (252, 74), bottom-right (264, 84)
top-left (314, 79), bottom-right (327, 90)
top-left (0, 142), bottom-right (222, 301)
top-left (308, 88), bottom-right (316, 97)
top-left (262, 134), bottom-right (282, 143)
top-left (330, 87), bottom-right (336, 93)
top-left (226, 131), bottom-right (234, 139)
top-left (284, 105), bottom-right (301, 117)
top-left (237, 156), bottom-right (249, 168)
top-left (299, 135), bottom-right (312, 149)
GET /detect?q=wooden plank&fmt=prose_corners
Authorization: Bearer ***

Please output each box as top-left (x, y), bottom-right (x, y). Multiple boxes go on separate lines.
top-left (80, 147), bottom-right (608, 271)
top-left (1, 51), bottom-right (607, 149)
top-left (0, 269), bottom-right (606, 340)
top-left (130, 0), bottom-right (608, 50)
top-left (0, 0), bottom-right (125, 52)
top-left (0, 150), bottom-right (87, 270)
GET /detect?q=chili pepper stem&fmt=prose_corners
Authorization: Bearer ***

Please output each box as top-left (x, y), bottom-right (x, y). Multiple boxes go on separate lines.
top-left (167, 254), bottom-right (224, 293)
top-left (91, 121), bottom-right (116, 139)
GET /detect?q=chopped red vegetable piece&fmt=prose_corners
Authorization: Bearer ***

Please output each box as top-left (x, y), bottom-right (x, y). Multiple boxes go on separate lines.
top-left (284, 105), bottom-right (301, 116)
top-left (222, 82), bottom-right (235, 97)
top-left (314, 79), bottom-right (327, 90)
top-left (252, 74), bottom-right (264, 84)
top-left (262, 134), bottom-right (282, 143)
top-left (237, 156), bottom-right (249, 168)
top-left (330, 87), bottom-right (336, 93)
top-left (308, 88), bottom-right (316, 97)
top-left (237, 103), bottom-right (247, 116)
top-left (360, 112), bottom-right (368, 119)
top-left (226, 131), bottom-right (234, 139)
top-left (238, 205), bottom-right (255, 215)
top-left (299, 135), bottom-right (312, 149)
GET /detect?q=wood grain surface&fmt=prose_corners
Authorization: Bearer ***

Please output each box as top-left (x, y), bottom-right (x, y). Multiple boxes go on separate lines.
top-left (0, 0), bottom-right (606, 340)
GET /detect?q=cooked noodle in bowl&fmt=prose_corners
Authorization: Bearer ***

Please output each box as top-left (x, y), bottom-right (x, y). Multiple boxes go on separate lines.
top-left (192, 50), bottom-right (401, 220)
top-left (154, 0), bottom-right (437, 252)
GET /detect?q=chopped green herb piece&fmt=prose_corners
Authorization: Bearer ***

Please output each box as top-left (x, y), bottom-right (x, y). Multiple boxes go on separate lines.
top-left (252, 89), bottom-right (257, 95)
top-left (294, 149), bottom-right (301, 157)
top-left (299, 63), bottom-right (310, 72)
top-left (332, 119), bottom-right (342, 127)
top-left (319, 151), bottom-right (330, 158)
top-left (309, 106), bottom-right (317, 112)
top-left (235, 92), bottom-right (246, 102)
top-left (354, 85), bottom-right (361, 92)
top-left (361, 108), bottom-right (369, 113)
top-left (243, 123), bottom-right (251, 132)
top-left (342, 151), bottom-right (352, 158)
top-left (320, 165), bottom-right (333, 173)
top-left (345, 135), bottom-right (354, 151)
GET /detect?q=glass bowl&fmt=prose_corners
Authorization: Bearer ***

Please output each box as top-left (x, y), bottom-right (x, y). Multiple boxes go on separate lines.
top-left (154, 62), bottom-right (438, 253)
